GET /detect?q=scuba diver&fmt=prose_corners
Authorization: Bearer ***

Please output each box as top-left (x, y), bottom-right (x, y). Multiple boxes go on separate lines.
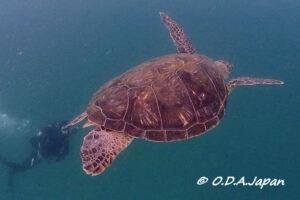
top-left (0, 120), bottom-right (78, 192)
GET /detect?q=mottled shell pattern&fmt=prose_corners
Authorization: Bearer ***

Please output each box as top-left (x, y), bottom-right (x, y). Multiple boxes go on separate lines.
top-left (86, 53), bottom-right (228, 142)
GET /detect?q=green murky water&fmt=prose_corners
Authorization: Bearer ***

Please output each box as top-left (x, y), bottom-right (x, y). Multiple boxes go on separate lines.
top-left (0, 0), bottom-right (299, 199)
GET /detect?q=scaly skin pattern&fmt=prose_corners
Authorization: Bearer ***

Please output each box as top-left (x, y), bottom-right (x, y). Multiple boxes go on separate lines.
top-left (80, 128), bottom-right (133, 176)
top-left (86, 54), bottom-right (228, 142)
top-left (227, 77), bottom-right (283, 89)
top-left (160, 12), bottom-right (196, 54)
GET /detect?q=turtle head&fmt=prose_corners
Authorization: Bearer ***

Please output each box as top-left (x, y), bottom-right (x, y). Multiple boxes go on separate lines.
top-left (214, 60), bottom-right (233, 79)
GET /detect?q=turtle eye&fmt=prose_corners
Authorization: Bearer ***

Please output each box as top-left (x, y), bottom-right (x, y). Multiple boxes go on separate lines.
top-left (198, 93), bottom-right (206, 101)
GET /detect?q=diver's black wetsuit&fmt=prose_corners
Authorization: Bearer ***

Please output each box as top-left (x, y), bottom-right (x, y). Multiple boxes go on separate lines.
top-left (0, 120), bottom-right (77, 192)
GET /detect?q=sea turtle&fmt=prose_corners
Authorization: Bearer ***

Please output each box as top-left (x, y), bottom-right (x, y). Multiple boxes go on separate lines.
top-left (63, 12), bottom-right (283, 176)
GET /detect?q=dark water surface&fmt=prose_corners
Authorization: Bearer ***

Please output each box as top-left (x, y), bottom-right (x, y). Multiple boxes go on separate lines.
top-left (0, 0), bottom-right (299, 199)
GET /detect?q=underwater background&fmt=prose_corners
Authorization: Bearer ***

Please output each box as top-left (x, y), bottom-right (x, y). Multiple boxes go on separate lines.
top-left (0, 0), bottom-right (299, 199)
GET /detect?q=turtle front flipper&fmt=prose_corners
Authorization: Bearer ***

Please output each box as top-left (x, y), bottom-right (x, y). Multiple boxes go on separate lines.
top-left (62, 112), bottom-right (88, 130)
top-left (80, 128), bottom-right (133, 176)
top-left (227, 77), bottom-right (284, 90)
top-left (160, 12), bottom-right (196, 54)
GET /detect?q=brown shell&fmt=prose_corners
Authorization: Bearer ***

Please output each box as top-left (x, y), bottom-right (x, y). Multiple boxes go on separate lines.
top-left (86, 54), bottom-right (228, 142)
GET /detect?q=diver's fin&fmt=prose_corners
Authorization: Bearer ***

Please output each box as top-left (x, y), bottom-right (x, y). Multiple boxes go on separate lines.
top-left (0, 154), bottom-right (23, 193)
top-left (80, 128), bottom-right (133, 176)
top-left (227, 77), bottom-right (284, 90)
top-left (159, 12), bottom-right (196, 54)
top-left (0, 154), bottom-right (22, 169)
top-left (8, 170), bottom-right (15, 193)
top-left (62, 112), bottom-right (87, 130)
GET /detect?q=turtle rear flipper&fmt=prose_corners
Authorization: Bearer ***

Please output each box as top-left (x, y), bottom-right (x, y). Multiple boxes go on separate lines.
top-left (227, 77), bottom-right (284, 90)
top-left (61, 112), bottom-right (88, 130)
top-left (80, 128), bottom-right (133, 176)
